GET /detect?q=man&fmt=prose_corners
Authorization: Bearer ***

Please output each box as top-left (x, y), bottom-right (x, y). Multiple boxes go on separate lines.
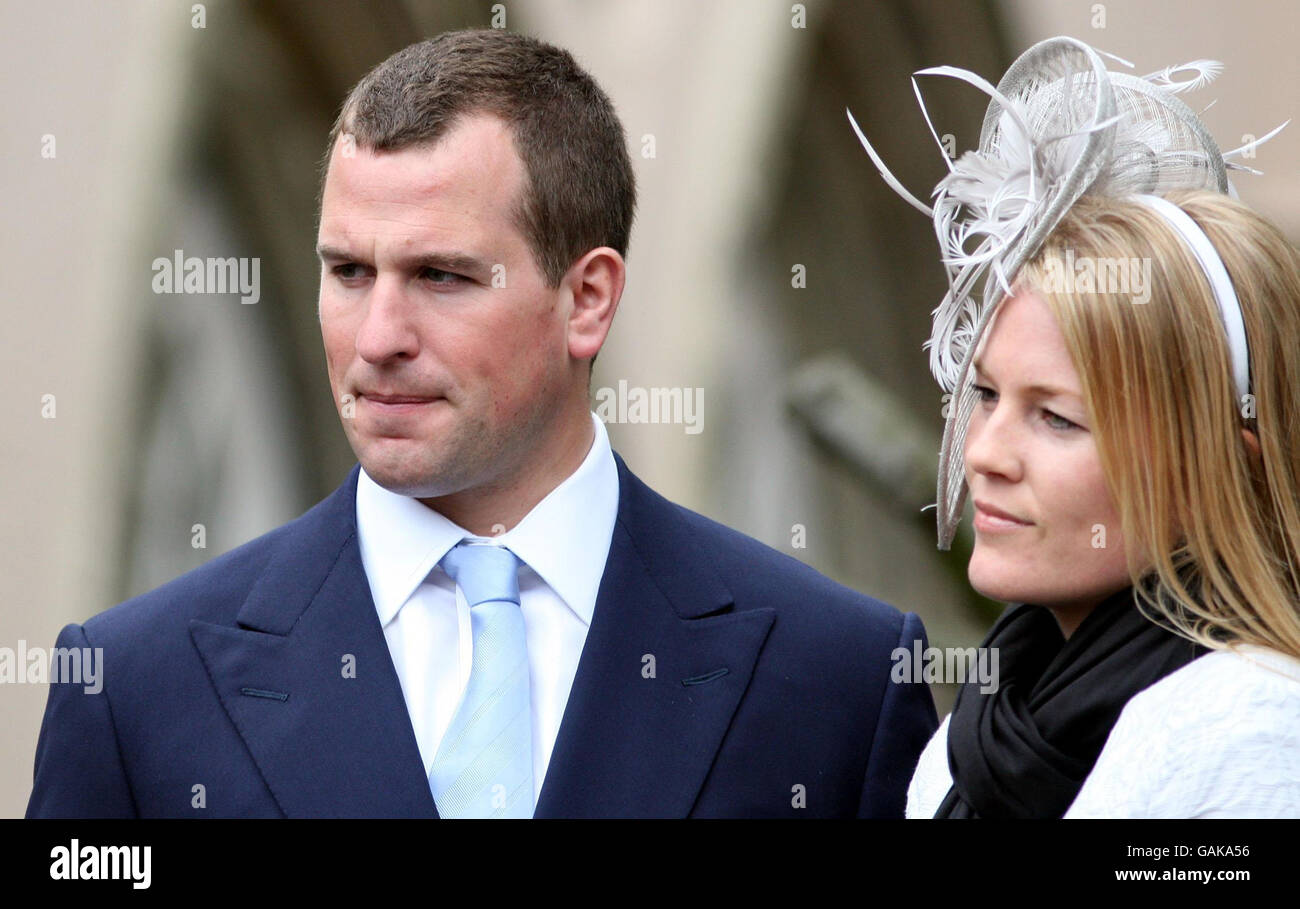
top-left (28, 29), bottom-right (936, 818)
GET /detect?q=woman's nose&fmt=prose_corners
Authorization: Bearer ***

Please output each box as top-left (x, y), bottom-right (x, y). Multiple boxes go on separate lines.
top-left (964, 394), bottom-right (1023, 482)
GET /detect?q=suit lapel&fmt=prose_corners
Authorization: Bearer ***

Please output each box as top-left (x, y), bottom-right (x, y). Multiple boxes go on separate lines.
top-left (535, 456), bottom-right (775, 818)
top-left (189, 467), bottom-right (437, 818)
top-left (187, 457), bottom-right (773, 818)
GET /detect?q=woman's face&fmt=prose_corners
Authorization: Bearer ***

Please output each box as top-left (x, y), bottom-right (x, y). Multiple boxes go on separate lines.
top-left (963, 289), bottom-right (1131, 635)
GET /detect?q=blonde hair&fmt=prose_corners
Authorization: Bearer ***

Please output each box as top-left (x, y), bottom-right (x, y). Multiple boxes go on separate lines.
top-left (1014, 191), bottom-right (1300, 659)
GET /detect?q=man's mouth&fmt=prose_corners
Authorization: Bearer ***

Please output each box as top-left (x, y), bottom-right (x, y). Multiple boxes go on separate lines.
top-left (358, 392), bottom-right (444, 414)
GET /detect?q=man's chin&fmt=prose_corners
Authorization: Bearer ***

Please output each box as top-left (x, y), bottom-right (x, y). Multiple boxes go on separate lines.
top-left (351, 439), bottom-right (459, 498)
top-left (361, 464), bottom-right (463, 499)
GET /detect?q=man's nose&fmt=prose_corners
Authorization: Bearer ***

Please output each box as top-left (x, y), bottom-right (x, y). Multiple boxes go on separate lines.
top-left (964, 394), bottom-right (1022, 482)
top-left (355, 274), bottom-right (420, 363)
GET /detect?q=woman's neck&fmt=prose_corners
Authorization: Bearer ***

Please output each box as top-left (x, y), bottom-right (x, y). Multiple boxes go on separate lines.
top-left (1043, 584), bottom-right (1133, 639)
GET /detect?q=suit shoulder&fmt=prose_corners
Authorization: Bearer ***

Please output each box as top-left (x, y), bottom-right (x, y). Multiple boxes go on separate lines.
top-left (665, 499), bottom-right (907, 637)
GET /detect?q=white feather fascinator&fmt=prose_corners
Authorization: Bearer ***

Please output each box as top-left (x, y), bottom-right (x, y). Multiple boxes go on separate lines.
top-left (849, 36), bottom-right (1286, 550)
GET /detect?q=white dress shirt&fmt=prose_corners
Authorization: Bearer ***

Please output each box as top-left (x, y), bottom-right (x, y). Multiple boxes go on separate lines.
top-left (355, 412), bottom-right (619, 804)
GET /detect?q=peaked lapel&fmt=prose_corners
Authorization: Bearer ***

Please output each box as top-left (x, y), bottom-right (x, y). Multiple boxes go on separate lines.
top-left (189, 467), bottom-right (438, 818)
top-left (534, 455), bottom-right (775, 818)
top-left (188, 456), bottom-right (774, 819)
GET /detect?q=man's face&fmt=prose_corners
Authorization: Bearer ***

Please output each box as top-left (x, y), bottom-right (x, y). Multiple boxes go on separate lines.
top-left (317, 114), bottom-right (574, 501)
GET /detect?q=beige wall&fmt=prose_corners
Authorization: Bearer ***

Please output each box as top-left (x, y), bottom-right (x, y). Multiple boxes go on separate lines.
top-left (0, 0), bottom-right (192, 818)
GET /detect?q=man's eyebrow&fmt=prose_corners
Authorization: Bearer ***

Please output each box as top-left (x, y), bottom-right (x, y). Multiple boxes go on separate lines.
top-left (972, 359), bottom-right (1079, 399)
top-left (316, 244), bottom-right (352, 263)
top-left (315, 244), bottom-right (489, 274)
top-left (408, 251), bottom-right (491, 274)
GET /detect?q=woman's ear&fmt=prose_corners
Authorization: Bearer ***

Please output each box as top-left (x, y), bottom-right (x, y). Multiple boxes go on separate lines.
top-left (1242, 427), bottom-right (1263, 471)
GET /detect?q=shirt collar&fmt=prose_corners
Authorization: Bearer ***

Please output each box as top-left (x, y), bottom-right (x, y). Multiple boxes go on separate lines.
top-left (355, 412), bottom-right (619, 628)
top-left (356, 470), bottom-right (466, 628)
top-left (493, 412), bottom-right (618, 627)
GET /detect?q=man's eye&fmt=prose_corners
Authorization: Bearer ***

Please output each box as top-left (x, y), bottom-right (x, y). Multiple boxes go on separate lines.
top-left (422, 267), bottom-right (462, 285)
top-left (332, 264), bottom-right (368, 280)
top-left (973, 384), bottom-right (997, 403)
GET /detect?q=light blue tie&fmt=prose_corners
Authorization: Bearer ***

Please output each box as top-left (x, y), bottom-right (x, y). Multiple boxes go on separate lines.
top-left (429, 542), bottom-right (534, 818)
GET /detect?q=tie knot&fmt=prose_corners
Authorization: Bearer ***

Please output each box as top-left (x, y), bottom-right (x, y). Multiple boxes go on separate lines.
top-left (440, 542), bottom-right (521, 607)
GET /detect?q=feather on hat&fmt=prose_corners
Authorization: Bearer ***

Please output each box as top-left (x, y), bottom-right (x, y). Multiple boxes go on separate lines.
top-left (849, 36), bottom-right (1287, 550)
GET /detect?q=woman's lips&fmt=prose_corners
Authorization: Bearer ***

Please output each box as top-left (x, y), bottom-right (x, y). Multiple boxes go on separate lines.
top-left (973, 500), bottom-right (1033, 533)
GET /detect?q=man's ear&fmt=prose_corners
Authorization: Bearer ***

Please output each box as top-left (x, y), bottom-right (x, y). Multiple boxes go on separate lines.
top-left (563, 247), bottom-right (625, 363)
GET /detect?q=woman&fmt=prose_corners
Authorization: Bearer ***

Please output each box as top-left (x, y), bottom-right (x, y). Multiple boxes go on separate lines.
top-left (908, 192), bottom-right (1300, 817)
top-left (851, 37), bottom-right (1300, 817)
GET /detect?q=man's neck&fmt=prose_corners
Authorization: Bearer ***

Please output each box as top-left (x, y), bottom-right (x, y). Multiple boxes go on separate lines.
top-left (418, 408), bottom-right (597, 536)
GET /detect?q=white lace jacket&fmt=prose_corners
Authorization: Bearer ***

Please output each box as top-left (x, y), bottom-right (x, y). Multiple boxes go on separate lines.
top-left (906, 645), bottom-right (1300, 818)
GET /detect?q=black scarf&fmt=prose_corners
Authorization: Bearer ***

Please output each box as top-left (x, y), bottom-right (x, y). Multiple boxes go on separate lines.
top-left (935, 585), bottom-right (1205, 818)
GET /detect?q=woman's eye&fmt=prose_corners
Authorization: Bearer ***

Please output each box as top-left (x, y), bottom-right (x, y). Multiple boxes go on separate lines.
top-left (975, 382), bottom-right (1079, 431)
top-left (1043, 410), bottom-right (1079, 431)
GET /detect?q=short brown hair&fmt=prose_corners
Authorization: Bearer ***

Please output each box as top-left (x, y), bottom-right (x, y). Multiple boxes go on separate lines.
top-left (320, 29), bottom-right (637, 288)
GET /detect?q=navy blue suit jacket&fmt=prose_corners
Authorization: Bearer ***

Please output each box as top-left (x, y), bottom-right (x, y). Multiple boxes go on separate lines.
top-left (27, 454), bottom-right (937, 817)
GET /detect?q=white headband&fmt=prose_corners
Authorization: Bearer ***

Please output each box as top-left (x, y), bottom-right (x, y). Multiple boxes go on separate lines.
top-left (1132, 194), bottom-right (1251, 401)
